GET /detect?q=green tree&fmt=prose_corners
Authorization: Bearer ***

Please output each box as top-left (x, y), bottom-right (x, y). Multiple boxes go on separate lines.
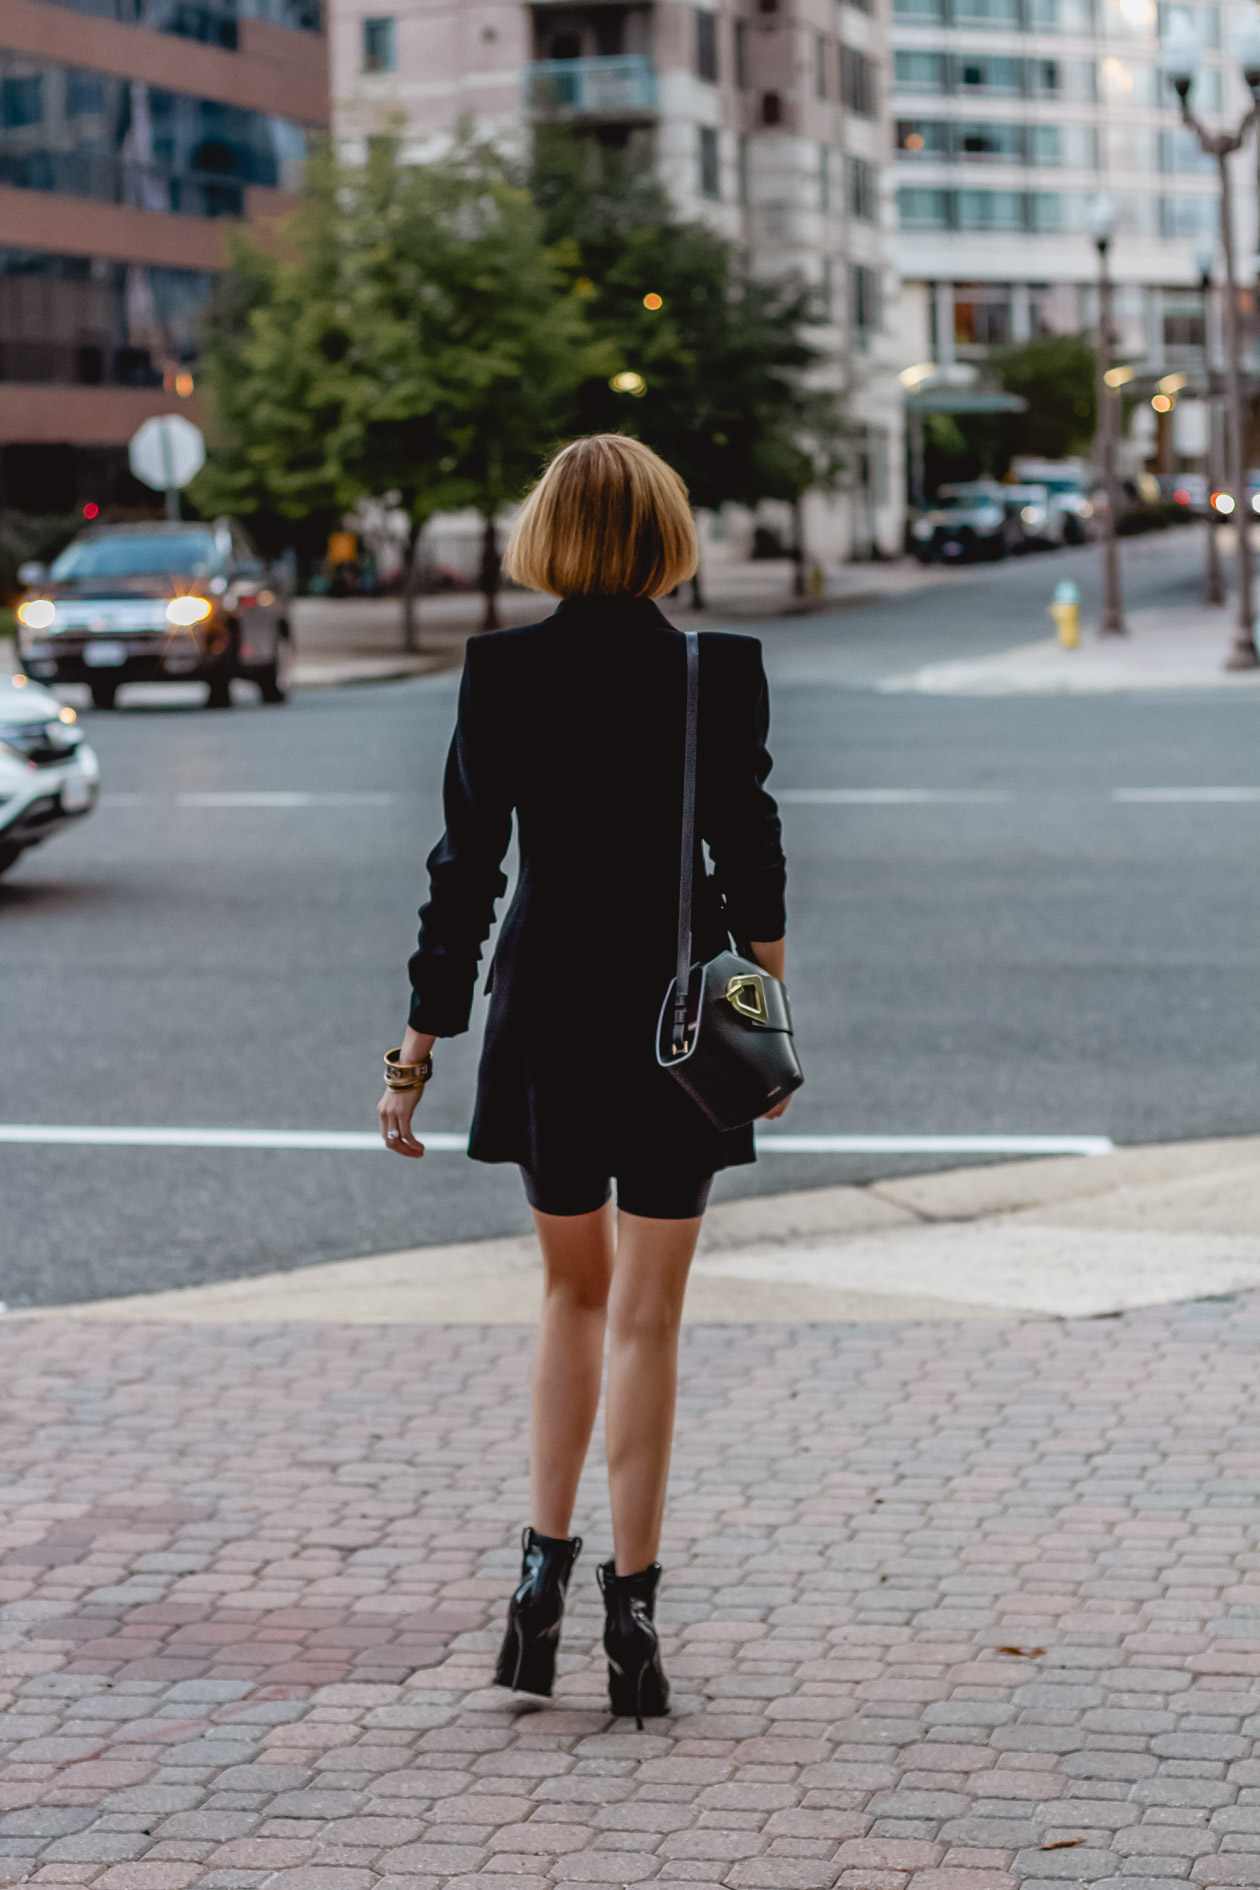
top-left (532, 136), bottom-right (846, 604)
top-left (922, 333), bottom-right (1097, 491)
top-left (193, 137), bottom-right (603, 639)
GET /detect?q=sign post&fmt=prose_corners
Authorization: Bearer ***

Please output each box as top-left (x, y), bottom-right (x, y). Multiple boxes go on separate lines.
top-left (128, 415), bottom-right (206, 520)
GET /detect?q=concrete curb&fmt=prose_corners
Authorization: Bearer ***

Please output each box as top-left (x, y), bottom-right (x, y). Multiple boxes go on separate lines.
top-left (13, 1132), bottom-right (1259, 1327)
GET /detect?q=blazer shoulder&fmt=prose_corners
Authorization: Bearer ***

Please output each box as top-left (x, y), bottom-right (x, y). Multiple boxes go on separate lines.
top-left (464, 616), bottom-right (557, 666)
top-left (701, 629), bottom-right (764, 663)
top-left (699, 629), bottom-right (767, 691)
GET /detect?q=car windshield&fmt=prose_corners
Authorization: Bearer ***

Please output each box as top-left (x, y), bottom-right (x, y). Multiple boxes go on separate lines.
top-left (50, 533), bottom-right (222, 580)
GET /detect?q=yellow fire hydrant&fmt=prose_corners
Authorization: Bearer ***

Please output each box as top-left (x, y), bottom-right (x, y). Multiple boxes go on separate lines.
top-left (1049, 577), bottom-right (1081, 648)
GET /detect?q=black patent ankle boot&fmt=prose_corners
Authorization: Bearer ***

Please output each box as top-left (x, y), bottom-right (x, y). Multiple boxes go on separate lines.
top-left (598, 1559), bottom-right (670, 1729)
top-left (494, 1527), bottom-right (583, 1697)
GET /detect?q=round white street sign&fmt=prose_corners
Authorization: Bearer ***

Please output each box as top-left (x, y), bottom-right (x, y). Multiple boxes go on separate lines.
top-left (129, 414), bottom-right (206, 493)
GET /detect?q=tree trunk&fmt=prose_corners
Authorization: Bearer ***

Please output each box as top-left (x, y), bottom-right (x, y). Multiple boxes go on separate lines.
top-left (401, 523), bottom-right (423, 653)
top-left (479, 512), bottom-right (502, 633)
top-left (791, 497), bottom-right (807, 599)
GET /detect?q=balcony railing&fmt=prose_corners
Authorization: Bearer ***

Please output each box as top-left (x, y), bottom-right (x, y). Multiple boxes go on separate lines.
top-left (523, 55), bottom-right (659, 118)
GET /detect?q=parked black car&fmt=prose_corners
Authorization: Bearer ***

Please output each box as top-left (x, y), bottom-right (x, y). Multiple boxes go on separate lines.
top-left (911, 486), bottom-right (1025, 564)
top-left (16, 519), bottom-right (292, 711)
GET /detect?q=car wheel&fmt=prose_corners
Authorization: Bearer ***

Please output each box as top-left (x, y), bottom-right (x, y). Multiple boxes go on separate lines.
top-left (255, 624), bottom-right (292, 704)
top-left (90, 682), bottom-right (118, 710)
top-left (0, 842), bottom-right (23, 879)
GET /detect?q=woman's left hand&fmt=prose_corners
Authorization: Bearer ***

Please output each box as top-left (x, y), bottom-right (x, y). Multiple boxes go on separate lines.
top-left (379, 1083), bottom-right (426, 1156)
top-left (378, 1028), bottom-right (435, 1157)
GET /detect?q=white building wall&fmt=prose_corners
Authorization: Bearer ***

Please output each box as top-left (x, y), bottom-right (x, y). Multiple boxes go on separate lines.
top-left (889, 0), bottom-right (1255, 410)
top-left (331, 0), bottom-right (907, 561)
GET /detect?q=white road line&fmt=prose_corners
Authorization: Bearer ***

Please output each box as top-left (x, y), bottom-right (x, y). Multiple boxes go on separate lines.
top-left (776, 789), bottom-right (1010, 805)
top-left (177, 792), bottom-right (397, 808)
top-left (1112, 787), bottom-right (1260, 803)
top-left (0, 1125), bottom-right (1114, 1157)
top-left (755, 1133), bottom-right (1114, 1156)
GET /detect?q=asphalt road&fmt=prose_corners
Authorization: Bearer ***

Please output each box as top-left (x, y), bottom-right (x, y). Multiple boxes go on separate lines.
top-left (3, 528), bottom-right (1259, 1308)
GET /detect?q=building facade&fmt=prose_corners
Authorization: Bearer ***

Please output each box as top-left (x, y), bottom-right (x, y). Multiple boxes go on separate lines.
top-left (0, 0), bottom-right (328, 512)
top-left (889, 0), bottom-right (1248, 428)
top-left (333, 0), bottom-right (906, 562)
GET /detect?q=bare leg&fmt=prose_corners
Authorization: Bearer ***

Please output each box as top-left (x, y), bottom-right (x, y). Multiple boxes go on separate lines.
top-left (604, 1211), bottom-right (703, 1574)
top-left (529, 1203), bottom-right (615, 1539)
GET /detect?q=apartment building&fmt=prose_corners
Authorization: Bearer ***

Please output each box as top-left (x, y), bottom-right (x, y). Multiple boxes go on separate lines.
top-left (334, 1), bottom-right (905, 561)
top-left (889, 0), bottom-right (1243, 405)
top-left (0, 0), bottom-right (328, 512)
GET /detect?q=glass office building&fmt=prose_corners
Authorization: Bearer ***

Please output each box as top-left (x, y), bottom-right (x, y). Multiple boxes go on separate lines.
top-left (0, 0), bottom-right (327, 508)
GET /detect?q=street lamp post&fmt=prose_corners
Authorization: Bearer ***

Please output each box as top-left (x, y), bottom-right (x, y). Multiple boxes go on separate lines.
top-left (1196, 240), bottom-right (1226, 606)
top-left (1160, 9), bottom-right (1260, 669)
top-left (1088, 194), bottom-right (1126, 635)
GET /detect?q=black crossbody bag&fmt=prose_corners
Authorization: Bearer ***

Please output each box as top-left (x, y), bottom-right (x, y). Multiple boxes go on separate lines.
top-left (655, 630), bottom-right (804, 1131)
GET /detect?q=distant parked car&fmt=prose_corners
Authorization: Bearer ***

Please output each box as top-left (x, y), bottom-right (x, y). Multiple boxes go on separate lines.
top-left (912, 484), bottom-right (1025, 563)
top-left (15, 519), bottom-right (292, 711)
top-left (0, 673), bottom-right (99, 879)
top-left (1004, 483), bottom-right (1070, 550)
top-left (1009, 459), bottom-right (1099, 542)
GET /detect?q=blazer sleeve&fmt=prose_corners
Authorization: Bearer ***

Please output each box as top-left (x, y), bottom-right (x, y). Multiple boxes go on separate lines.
top-left (704, 639), bottom-right (788, 945)
top-left (406, 640), bottom-right (513, 1036)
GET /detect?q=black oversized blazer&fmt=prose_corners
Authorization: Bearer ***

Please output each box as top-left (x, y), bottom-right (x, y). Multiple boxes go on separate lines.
top-left (407, 593), bottom-right (788, 1177)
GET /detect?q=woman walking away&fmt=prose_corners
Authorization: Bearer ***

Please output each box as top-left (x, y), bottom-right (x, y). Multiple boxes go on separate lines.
top-left (379, 435), bottom-right (792, 1726)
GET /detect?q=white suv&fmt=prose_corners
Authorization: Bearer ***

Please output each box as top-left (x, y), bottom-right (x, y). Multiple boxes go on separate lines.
top-left (0, 674), bottom-right (100, 879)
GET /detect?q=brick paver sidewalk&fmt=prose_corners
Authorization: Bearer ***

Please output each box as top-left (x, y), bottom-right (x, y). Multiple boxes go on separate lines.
top-left (2, 1299), bottom-right (1259, 1890)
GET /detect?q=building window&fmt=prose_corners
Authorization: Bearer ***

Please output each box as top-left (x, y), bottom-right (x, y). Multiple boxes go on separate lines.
top-left (957, 187), bottom-right (1026, 229)
top-left (850, 263), bottom-right (881, 341)
top-left (816, 34), bottom-right (829, 98)
top-left (957, 55), bottom-right (1023, 93)
top-left (0, 55), bottom-right (308, 217)
top-left (695, 10), bottom-right (718, 82)
top-left (737, 132), bottom-right (750, 204)
top-left (848, 154), bottom-right (878, 220)
top-left (760, 90), bottom-right (782, 123)
top-left (958, 120), bottom-right (1023, 159)
top-left (1031, 191), bottom-right (1062, 229)
top-left (699, 124), bottom-right (720, 198)
top-left (33, 0), bottom-right (321, 39)
top-left (894, 0), bottom-right (946, 18)
top-left (894, 50), bottom-right (947, 90)
top-left (0, 246), bottom-right (213, 388)
top-left (734, 19), bottom-right (749, 87)
top-left (841, 45), bottom-right (877, 115)
top-left (2, 76), bottom-right (43, 128)
top-left (1030, 58), bottom-right (1063, 93)
top-left (954, 0), bottom-right (1021, 23)
top-left (897, 119), bottom-right (950, 155)
top-left (1160, 194), bottom-right (1218, 238)
top-left (819, 143), bottom-right (831, 211)
top-left (898, 184), bottom-right (951, 228)
top-left (362, 17), bottom-right (396, 72)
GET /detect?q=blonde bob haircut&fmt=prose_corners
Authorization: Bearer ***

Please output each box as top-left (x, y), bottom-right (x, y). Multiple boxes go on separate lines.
top-left (504, 435), bottom-right (698, 599)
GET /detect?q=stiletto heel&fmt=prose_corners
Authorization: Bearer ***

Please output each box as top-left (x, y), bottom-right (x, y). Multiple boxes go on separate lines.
top-left (598, 1559), bottom-right (670, 1728)
top-left (494, 1527), bottom-right (582, 1697)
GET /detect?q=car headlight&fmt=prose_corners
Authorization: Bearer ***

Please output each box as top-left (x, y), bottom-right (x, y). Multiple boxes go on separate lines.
top-left (167, 596), bottom-right (213, 626)
top-left (1021, 505), bottom-right (1045, 525)
top-left (17, 599), bottom-right (56, 630)
top-left (912, 519), bottom-right (934, 539)
top-left (976, 507), bottom-right (1003, 527)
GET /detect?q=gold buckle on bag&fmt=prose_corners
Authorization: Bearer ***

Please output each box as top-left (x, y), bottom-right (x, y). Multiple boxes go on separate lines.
top-left (725, 973), bottom-right (769, 1023)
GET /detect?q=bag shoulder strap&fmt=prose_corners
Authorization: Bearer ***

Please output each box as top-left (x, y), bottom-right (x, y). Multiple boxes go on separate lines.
top-left (671, 630), bottom-right (700, 1056)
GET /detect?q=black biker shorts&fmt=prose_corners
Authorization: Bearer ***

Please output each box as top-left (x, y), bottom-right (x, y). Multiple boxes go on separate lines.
top-left (521, 1163), bottom-right (714, 1221)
